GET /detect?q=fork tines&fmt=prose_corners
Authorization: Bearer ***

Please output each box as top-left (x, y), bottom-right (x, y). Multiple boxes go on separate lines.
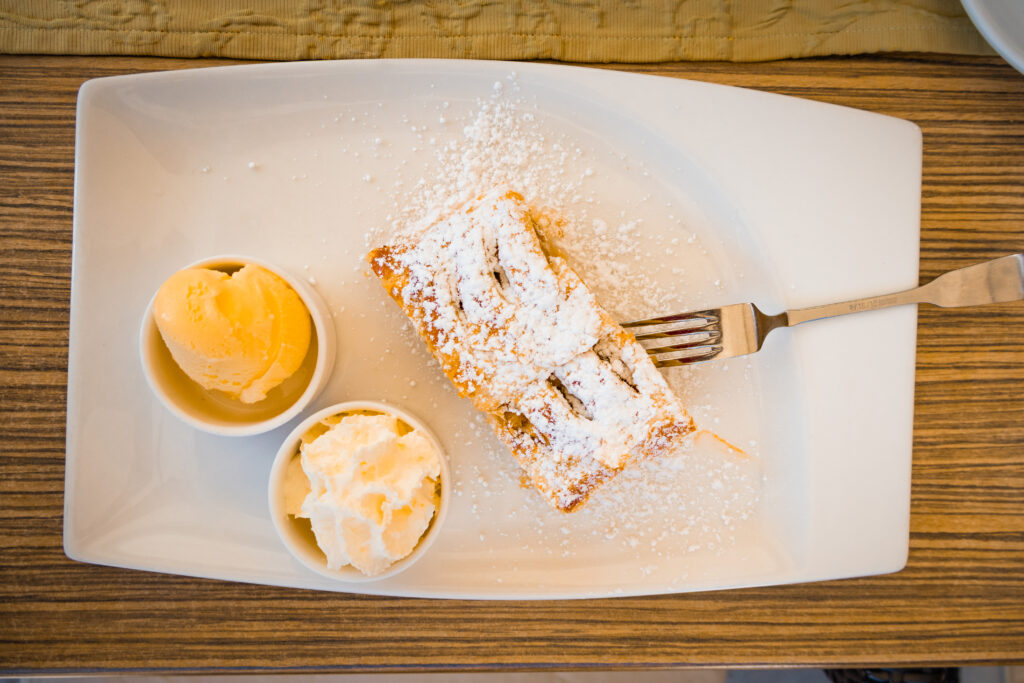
top-left (622, 310), bottom-right (724, 366)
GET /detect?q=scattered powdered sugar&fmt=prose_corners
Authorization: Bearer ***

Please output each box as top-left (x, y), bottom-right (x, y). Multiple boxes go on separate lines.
top-left (390, 78), bottom-right (587, 235)
top-left (448, 420), bottom-right (762, 583)
top-left (362, 73), bottom-right (761, 571)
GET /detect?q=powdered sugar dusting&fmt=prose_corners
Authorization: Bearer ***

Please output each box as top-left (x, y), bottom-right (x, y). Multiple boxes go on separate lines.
top-left (351, 72), bottom-right (764, 581)
top-left (370, 191), bottom-right (695, 512)
top-left (451, 424), bottom-right (762, 581)
top-left (389, 79), bottom-right (588, 235)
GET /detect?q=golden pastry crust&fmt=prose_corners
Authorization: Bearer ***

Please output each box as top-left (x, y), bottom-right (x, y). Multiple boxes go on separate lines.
top-left (368, 190), bottom-right (694, 512)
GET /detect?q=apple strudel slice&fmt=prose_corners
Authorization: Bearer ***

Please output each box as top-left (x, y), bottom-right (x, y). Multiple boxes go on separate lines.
top-left (368, 190), bottom-right (694, 512)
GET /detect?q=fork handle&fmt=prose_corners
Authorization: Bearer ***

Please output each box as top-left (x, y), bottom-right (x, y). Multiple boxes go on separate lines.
top-left (786, 254), bottom-right (1024, 326)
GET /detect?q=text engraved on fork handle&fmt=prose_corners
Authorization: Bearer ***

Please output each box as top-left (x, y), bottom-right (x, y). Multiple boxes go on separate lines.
top-left (785, 289), bottom-right (923, 326)
top-left (784, 254), bottom-right (1024, 327)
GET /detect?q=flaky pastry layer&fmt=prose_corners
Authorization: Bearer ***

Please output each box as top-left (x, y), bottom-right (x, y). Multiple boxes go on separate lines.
top-left (368, 190), bottom-right (694, 512)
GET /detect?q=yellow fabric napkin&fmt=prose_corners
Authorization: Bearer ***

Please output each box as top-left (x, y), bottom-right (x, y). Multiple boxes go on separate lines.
top-left (0, 0), bottom-right (992, 62)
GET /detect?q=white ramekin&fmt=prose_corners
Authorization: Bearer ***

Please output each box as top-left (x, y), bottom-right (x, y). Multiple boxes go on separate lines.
top-left (268, 401), bottom-right (450, 583)
top-left (139, 254), bottom-right (336, 436)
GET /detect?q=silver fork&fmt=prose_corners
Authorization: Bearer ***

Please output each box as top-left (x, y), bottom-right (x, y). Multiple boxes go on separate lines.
top-left (623, 254), bottom-right (1024, 367)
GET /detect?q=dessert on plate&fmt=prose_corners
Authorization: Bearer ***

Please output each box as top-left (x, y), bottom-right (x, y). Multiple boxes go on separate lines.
top-left (282, 408), bottom-right (443, 577)
top-left (368, 189), bottom-right (694, 512)
top-left (153, 263), bottom-right (312, 404)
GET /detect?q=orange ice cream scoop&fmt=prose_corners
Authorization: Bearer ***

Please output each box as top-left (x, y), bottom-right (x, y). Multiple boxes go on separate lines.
top-left (153, 264), bottom-right (312, 404)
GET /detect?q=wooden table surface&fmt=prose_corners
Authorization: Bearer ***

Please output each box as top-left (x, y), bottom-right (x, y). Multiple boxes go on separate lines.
top-left (1, 54), bottom-right (1022, 675)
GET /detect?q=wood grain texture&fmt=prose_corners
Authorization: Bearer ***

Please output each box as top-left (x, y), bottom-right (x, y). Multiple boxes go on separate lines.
top-left (0, 54), bottom-right (1022, 674)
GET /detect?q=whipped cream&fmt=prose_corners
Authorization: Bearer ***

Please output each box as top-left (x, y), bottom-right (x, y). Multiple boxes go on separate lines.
top-left (284, 412), bottom-right (441, 576)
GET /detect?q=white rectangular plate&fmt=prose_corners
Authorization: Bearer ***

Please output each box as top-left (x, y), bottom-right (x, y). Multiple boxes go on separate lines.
top-left (66, 60), bottom-right (921, 599)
